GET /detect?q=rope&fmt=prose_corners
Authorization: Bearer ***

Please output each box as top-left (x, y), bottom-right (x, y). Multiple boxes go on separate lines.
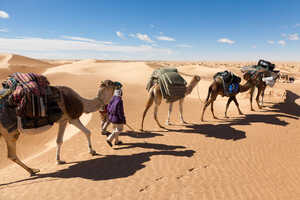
top-left (196, 84), bottom-right (203, 104)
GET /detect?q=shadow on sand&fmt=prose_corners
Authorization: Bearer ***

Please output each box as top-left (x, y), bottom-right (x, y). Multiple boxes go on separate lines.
top-left (0, 144), bottom-right (194, 188)
top-left (264, 90), bottom-right (300, 117)
top-left (164, 91), bottom-right (300, 140)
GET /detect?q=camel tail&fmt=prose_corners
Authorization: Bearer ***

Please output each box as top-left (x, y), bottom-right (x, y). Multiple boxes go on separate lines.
top-left (206, 85), bottom-right (212, 102)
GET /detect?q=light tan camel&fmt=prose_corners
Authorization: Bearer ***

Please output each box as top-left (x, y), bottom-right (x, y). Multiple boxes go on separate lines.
top-left (247, 70), bottom-right (280, 111)
top-left (0, 80), bottom-right (115, 176)
top-left (201, 71), bottom-right (262, 121)
top-left (140, 75), bottom-right (200, 131)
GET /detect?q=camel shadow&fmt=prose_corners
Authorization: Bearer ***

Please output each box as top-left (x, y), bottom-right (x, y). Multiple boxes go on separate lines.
top-left (169, 123), bottom-right (246, 141)
top-left (264, 90), bottom-right (300, 118)
top-left (0, 147), bottom-right (194, 187)
top-left (113, 142), bottom-right (185, 150)
top-left (165, 110), bottom-right (296, 140)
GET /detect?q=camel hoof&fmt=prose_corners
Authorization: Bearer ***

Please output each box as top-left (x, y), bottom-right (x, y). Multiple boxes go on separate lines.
top-left (239, 112), bottom-right (244, 115)
top-left (213, 116), bottom-right (219, 120)
top-left (90, 150), bottom-right (97, 156)
top-left (251, 109), bottom-right (255, 111)
top-left (225, 116), bottom-right (229, 119)
top-left (30, 168), bottom-right (40, 176)
top-left (165, 122), bottom-right (171, 126)
top-left (56, 160), bottom-right (66, 165)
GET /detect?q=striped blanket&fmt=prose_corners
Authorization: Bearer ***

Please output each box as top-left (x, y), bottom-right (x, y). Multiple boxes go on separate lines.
top-left (2, 72), bottom-right (50, 117)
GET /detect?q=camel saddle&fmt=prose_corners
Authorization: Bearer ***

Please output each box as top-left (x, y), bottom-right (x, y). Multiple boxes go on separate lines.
top-left (214, 71), bottom-right (241, 96)
top-left (146, 68), bottom-right (187, 102)
top-left (20, 86), bottom-right (63, 129)
top-left (1, 72), bottom-right (64, 130)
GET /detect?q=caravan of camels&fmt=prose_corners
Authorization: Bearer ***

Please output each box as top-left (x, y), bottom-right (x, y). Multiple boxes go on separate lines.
top-left (0, 54), bottom-right (299, 200)
top-left (0, 57), bottom-right (283, 176)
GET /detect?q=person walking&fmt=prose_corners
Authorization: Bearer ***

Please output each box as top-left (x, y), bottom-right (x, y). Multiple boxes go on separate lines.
top-left (106, 82), bottom-right (126, 147)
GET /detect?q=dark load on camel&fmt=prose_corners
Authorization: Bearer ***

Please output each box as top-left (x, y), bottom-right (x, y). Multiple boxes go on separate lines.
top-left (241, 60), bottom-right (279, 87)
top-left (146, 68), bottom-right (187, 102)
top-left (1, 72), bottom-right (63, 130)
top-left (241, 59), bottom-right (276, 73)
top-left (213, 70), bottom-right (241, 96)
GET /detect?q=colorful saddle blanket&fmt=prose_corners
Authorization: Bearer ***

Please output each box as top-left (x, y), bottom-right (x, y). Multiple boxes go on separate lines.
top-left (2, 72), bottom-right (50, 117)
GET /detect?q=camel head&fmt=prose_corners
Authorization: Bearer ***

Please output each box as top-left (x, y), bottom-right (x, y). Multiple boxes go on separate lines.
top-left (97, 80), bottom-right (116, 105)
top-left (185, 75), bottom-right (201, 95)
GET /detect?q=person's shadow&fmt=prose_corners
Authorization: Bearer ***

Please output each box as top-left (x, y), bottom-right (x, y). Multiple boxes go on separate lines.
top-left (0, 145), bottom-right (194, 188)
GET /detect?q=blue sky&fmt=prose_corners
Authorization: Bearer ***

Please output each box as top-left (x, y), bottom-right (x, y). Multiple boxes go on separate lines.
top-left (0, 0), bottom-right (300, 61)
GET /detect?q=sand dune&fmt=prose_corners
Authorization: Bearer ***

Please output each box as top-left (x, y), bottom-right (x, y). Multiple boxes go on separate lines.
top-left (0, 56), bottom-right (299, 200)
top-left (0, 53), bottom-right (54, 79)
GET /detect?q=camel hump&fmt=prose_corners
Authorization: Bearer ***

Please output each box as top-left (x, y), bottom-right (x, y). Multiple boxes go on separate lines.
top-left (59, 86), bottom-right (84, 119)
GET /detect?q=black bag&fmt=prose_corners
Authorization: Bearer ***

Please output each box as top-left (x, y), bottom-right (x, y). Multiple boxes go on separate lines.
top-left (258, 60), bottom-right (275, 71)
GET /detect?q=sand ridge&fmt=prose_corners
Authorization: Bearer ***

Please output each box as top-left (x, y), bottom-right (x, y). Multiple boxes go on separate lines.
top-left (0, 56), bottom-right (299, 200)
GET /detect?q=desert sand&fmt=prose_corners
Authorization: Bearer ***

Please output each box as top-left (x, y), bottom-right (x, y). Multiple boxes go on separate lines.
top-left (0, 54), bottom-right (299, 200)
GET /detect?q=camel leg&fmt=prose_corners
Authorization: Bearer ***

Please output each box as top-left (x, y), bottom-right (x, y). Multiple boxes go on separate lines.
top-left (56, 120), bottom-right (67, 164)
top-left (140, 91), bottom-right (154, 131)
top-left (179, 98), bottom-right (187, 124)
top-left (256, 87), bottom-right (263, 109)
top-left (153, 92), bottom-right (165, 129)
top-left (250, 87), bottom-right (255, 111)
top-left (166, 102), bottom-right (173, 125)
top-left (4, 132), bottom-right (40, 176)
top-left (233, 96), bottom-right (243, 115)
top-left (211, 100), bottom-right (218, 119)
top-left (261, 86), bottom-right (266, 107)
top-left (225, 97), bottom-right (234, 118)
top-left (201, 93), bottom-right (217, 121)
top-left (69, 118), bottom-right (97, 156)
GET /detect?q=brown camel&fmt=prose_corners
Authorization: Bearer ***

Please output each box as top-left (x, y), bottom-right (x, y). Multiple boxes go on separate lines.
top-left (247, 70), bottom-right (280, 111)
top-left (200, 71), bottom-right (262, 121)
top-left (140, 75), bottom-right (200, 131)
top-left (0, 80), bottom-right (116, 176)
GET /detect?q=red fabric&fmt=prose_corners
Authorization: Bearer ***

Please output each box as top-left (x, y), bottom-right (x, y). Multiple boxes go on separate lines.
top-left (5, 72), bottom-right (50, 116)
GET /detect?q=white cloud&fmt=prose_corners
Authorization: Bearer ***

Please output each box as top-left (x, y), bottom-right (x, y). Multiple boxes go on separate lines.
top-left (0, 28), bottom-right (8, 32)
top-left (116, 31), bottom-right (125, 39)
top-left (150, 24), bottom-right (155, 28)
top-left (156, 36), bottom-right (175, 41)
top-left (287, 33), bottom-right (299, 40)
top-left (294, 24), bottom-right (300, 27)
top-left (267, 40), bottom-right (275, 44)
top-left (0, 10), bottom-right (9, 19)
top-left (129, 33), bottom-right (135, 38)
top-left (0, 36), bottom-right (172, 59)
top-left (131, 33), bottom-right (154, 43)
top-left (278, 40), bottom-right (286, 46)
top-left (62, 35), bottom-right (112, 44)
top-left (217, 38), bottom-right (235, 44)
top-left (252, 45), bottom-right (257, 49)
top-left (62, 36), bottom-right (95, 42)
top-left (176, 44), bottom-right (192, 48)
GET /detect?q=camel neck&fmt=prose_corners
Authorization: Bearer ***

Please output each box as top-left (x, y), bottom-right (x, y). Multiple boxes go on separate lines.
top-left (239, 80), bottom-right (253, 93)
top-left (80, 96), bottom-right (104, 113)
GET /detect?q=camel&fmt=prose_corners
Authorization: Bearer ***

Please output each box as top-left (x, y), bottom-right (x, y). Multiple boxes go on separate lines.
top-left (247, 70), bottom-right (280, 111)
top-left (0, 80), bottom-right (116, 176)
top-left (140, 75), bottom-right (200, 131)
top-left (201, 71), bottom-right (262, 121)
